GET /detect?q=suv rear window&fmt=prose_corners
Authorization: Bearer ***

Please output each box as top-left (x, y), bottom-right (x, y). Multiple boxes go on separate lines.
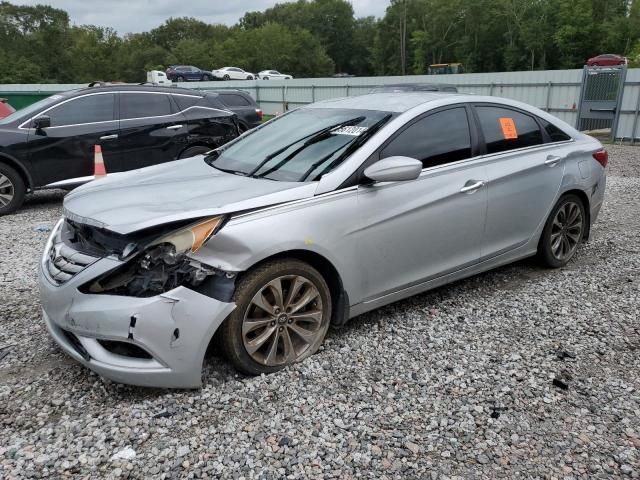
top-left (173, 95), bottom-right (201, 111)
top-left (120, 93), bottom-right (173, 119)
top-left (219, 94), bottom-right (251, 107)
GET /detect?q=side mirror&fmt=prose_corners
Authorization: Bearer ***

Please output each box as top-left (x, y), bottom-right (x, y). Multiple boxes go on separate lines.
top-left (33, 115), bottom-right (51, 130)
top-left (363, 156), bottom-right (422, 183)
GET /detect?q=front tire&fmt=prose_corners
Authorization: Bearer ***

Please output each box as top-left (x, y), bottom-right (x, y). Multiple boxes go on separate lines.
top-left (538, 194), bottom-right (586, 268)
top-left (223, 74), bottom-right (230, 80)
top-left (0, 163), bottom-right (26, 216)
top-left (221, 259), bottom-right (332, 375)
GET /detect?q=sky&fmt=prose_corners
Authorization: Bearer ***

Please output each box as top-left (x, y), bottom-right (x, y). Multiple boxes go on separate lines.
top-left (20, 0), bottom-right (390, 34)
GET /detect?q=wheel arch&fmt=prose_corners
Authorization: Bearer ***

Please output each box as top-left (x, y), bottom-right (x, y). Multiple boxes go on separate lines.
top-left (241, 249), bottom-right (350, 326)
top-left (561, 188), bottom-right (591, 240)
top-left (0, 153), bottom-right (34, 191)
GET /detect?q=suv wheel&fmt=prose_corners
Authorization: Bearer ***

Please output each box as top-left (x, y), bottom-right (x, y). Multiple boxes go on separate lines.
top-left (221, 259), bottom-right (332, 375)
top-left (538, 194), bottom-right (586, 268)
top-left (0, 163), bottom-right (26, 216)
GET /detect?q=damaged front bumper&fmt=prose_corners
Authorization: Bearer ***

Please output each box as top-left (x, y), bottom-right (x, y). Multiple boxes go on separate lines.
top-left (39, 220), bottom-right (236, 388)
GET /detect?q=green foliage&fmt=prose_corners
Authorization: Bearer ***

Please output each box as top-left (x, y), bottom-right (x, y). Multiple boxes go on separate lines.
top-left (1, 0), bottom-right (640, 84)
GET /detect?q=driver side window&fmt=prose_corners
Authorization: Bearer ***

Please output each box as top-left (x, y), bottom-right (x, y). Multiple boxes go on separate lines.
top-left (380, 107), bottom-right (472, 169)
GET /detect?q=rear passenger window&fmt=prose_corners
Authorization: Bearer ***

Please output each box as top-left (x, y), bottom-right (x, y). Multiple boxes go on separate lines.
top-left (380, 108), bottom-right (472, 168)
top-left (476, 106), bottom-right (544, 154)
top-left (173, 95), bottom-right (201, 111)
top-left (219, 94), bottom-right (251, 107)
top-left (120, 93), bottom-right (173, 119)
top-left (540, 119), bottom-right (572, 142)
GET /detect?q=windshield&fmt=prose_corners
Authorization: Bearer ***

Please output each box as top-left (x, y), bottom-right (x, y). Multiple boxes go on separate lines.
top-left (0, 94), bottom-right (63, 125)
top-left (208, 108), bottom-right (392, 182)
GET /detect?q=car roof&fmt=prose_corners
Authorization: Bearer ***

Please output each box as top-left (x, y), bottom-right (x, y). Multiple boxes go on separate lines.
top-left (63, 85), bottom-right (207, 97)
top-left (308, 92), bottom-right (463, 113)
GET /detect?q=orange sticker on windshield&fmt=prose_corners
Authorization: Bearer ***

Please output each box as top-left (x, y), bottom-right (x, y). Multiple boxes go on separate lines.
top-left (499, 117), bottom-right (518, 139)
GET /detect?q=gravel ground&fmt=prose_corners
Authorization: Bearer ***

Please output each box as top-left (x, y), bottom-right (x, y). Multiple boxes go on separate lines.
top-left (0, 145), bottom-right (639, 479)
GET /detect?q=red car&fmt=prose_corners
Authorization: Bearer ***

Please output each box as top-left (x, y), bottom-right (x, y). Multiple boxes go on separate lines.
top-left (0, 98), bottom-right (15, 119)
top-left (586, 54), bottom-right (627, 67)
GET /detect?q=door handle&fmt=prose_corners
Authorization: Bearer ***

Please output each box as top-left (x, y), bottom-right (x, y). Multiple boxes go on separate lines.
top-left (166, 124), bottom-right (184, 130)
top-left (544, 155), bottom-right (563, 167)
top-left (99, 134), bottom-right (118, 141)
top-left (460, 180), bottom-right (485, 193)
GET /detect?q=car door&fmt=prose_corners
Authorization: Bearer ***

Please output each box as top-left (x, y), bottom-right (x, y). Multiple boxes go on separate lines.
top-left (474, 104), bottom-right (566, 260)
top-left (26, 92), bottom-right (118, 186)
top-left (116, 92), bottom-right (187, 170)
top-left (356, 106), bottom-right (488, 301)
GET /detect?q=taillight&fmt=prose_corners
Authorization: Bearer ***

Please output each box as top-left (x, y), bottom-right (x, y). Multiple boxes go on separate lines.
top-left (592, 149), bottom-right (608, 168)
top-left (255, 108), bottom-right (263, 120)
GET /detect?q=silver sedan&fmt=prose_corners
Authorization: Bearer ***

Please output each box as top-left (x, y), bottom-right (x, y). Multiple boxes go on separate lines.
top-left (39, 92), bottom-right (607, 388)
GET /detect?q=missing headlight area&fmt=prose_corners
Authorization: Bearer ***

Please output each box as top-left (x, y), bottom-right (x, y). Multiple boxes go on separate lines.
top-left (82, 243), bottom-right (234, 298)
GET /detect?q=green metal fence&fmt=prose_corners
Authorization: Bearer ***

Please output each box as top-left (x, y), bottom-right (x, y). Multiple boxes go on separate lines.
top-left (0, 92), bottom-right (54, 109)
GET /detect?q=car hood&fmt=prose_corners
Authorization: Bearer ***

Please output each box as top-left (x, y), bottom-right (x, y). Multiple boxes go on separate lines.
top-left (63, 156), bottom-right (317, 235)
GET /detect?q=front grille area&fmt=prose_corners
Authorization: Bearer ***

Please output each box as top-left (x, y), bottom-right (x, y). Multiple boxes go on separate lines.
top-left (46, 241), bottom-right (99, 285)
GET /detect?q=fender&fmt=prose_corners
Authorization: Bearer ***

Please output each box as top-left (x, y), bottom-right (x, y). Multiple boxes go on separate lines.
top-left (0, 152), bottom-right (34, 190)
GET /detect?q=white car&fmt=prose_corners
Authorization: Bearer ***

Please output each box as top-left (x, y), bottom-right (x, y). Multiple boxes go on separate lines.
top-left (211, 67), bottom-right (255, 81)
top-left (258, 70), bottom-right (293, 80)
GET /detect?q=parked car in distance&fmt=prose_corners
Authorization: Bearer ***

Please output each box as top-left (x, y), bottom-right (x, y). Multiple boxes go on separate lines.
top-left (166, 65), bottom-right (214, 82)
top-left (257, 70), bottom-right (293, 80)
top-left (212, 67), bottom-right (255, 80)
top-left (0, 85), bottom-right (239, 215)
top-left (0, 98), bottom-right (15, 119)
top-left (209, 89), bottom-right (263, 131)
top-left (586, 54), bottom-right (627, 67)
top-left (370, 83), bottom-right (458, 93)
top-left (39, 92), bottom-right (607, 388)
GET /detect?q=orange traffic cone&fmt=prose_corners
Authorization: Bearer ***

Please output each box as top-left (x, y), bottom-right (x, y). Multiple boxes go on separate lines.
top-left (93, 145), bottom-right (107, 178)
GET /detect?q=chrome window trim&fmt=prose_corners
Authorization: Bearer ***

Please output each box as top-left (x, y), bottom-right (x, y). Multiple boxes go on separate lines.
top-left (18, 91), bottom-right (226, 130)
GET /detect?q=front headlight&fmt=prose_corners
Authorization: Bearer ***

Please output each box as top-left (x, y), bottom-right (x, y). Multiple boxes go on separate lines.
top-left (83, 217), bottom-right (225, 297)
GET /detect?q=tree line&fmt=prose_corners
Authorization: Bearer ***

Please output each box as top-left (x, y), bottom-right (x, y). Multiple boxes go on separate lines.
top-left (1, 0), bottom-right (640, 84)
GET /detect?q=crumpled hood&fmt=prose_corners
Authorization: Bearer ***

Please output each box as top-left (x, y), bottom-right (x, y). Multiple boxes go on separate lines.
top-left (63, 156), bottom-right (316, 234)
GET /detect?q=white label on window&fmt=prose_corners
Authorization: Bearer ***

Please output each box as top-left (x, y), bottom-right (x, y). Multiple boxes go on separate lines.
top-left (332, 126), bottom-right (368, 136)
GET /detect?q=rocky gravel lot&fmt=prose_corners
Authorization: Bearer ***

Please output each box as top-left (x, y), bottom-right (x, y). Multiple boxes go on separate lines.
top-left (1, 145), bottom-right (639, 479)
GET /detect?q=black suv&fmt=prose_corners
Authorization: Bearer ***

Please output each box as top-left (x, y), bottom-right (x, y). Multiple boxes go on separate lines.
top-left (0, 85), bottom-right (239, 215)
top-left (211, 90), bottom-right (263, 132)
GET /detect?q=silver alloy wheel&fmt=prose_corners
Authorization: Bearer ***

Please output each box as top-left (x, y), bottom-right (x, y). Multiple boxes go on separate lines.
top-left (550, 201), bottom-right (583, 261)
top-left (242, 275), bottom-right (324, 367)
top-left (0, 173), bottom-right (15, 208)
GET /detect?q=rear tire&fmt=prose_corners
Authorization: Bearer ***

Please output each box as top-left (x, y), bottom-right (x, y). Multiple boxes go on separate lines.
top-left (223, 74), bottom-right (230, 80)
top-left (263, 76), bottom-right (269, 80)
top-left (176, 76), bottom-right (185, 82)
top-left (178, 146), bottom-right (212, 159)
top-left (221, 259), bottom-right (332, 375)
top-left (537, 194), bottom-right (586, 268)
top-left (0, 163), bottom-right (26, 216)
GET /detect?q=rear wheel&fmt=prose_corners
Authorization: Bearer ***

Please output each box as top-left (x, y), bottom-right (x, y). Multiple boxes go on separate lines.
top-left (0, 163), bottom-right (26, 216)
top-left (203, 74), bottom-right (211, 81)
top-left (538, 194), bottom-right (586, 268)
top-left (176, 76), bottom-right (185, 82)
top-left (221, 259), bottom-right (332, 375)
top-left (223, 74), bottom-right (230, 80)
top-left (263, 76), bottom-right (269, 80)
top-left (178, 145), bottom-right (211, 159)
